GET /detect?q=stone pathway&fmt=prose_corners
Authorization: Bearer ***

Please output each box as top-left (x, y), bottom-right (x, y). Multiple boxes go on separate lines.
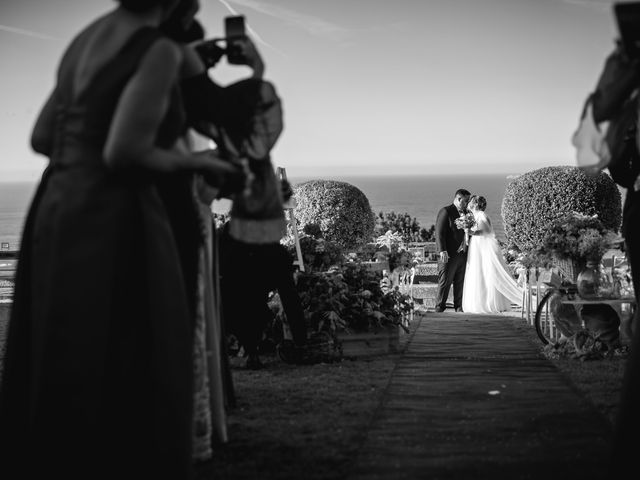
top-left (346, 312), bottom-right (614, 480)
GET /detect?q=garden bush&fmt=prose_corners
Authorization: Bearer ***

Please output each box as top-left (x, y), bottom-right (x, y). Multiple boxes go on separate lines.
top-left (292, 263), bottom-right (413, 338)
top-left (292, 180), bottom-right (376, 251)
top-left (282, 223), bottom-right (345, 273)
top-left (501, 166), bottom-right (621, 253)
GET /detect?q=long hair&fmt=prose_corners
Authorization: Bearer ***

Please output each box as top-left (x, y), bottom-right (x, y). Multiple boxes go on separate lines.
top-left (469, 195), bottom-right (487, 211)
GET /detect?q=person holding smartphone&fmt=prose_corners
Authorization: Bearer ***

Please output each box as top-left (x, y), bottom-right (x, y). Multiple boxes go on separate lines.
top-left (172, 16), bottom-right (306, 370)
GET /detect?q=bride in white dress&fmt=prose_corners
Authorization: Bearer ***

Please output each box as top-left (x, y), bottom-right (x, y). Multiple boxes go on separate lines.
top-left (461, 195), bottom-right (523, 314)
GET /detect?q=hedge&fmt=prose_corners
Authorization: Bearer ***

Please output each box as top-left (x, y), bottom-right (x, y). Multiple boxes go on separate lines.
top-left (501, 166), bottom-right (621, 253)
top-left (292, 180), bottom-right (376, 251)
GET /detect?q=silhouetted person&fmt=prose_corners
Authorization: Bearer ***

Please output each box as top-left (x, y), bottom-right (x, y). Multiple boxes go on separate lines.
top-left (575, 40), bottom-right (640, 476)
top-left (0, 1), bottom-right (246, 478)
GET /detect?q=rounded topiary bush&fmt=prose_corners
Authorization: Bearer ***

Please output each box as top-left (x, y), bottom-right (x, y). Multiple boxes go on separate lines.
top-left (501, 166), bottom-right (621, 253)
top-left (292, 180), bottom-right (375, 251)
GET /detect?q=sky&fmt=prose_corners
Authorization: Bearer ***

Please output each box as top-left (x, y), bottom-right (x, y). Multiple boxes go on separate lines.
top-left (0, 0), bottom-right (629, 181)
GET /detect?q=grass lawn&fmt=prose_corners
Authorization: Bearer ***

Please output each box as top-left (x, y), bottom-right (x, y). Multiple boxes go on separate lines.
top-left (196, 353), bottom-right (397, 480)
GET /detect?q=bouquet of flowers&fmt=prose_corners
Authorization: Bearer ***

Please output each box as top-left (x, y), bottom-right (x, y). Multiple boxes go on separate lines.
top-left (455, 212), bottom-right (476, 246)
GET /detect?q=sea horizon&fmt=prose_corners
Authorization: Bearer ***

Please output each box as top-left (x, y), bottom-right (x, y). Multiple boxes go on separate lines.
top-left (1, 173), bottom-right (514, 250)
top-left (214, 173), bottom-right (512, 242)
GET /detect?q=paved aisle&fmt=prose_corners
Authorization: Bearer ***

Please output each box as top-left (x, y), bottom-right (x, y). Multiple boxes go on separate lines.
top-left (347, 312), bottom-right (613, 480)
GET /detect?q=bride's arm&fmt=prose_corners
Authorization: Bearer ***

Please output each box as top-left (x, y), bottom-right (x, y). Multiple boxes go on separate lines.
top-left (470, 215), bottom-right (491, 235)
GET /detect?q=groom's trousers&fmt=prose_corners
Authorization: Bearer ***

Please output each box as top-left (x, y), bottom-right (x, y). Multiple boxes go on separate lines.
top-left (435, 252), bottom-right (467, 310)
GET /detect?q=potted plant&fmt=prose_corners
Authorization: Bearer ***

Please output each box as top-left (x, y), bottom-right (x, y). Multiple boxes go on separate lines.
top-left (276, 262), bottom-right (413, 358)
top-left (538, 212), bottom-right (618, 298)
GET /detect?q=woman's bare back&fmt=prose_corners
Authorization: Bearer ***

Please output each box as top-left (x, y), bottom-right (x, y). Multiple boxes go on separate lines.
top-left (60, 9), bottom-right (164, 103)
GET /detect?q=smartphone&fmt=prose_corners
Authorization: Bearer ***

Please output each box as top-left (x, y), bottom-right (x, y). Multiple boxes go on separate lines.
top-left (614, 2), bottom-right (640, 59)
top-left (224, 15), bottom-right (246, 65)
top-left (224, 15), bottom-right (246, 39)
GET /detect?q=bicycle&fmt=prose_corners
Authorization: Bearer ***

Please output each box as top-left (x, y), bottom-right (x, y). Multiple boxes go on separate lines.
top-left (534, 283), bottom-right (579, 345)
top-left (534, 281), bottom-right (636, 345)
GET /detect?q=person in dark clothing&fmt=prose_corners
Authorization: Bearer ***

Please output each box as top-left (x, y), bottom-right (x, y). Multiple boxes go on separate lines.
top-left (434, 188), bottom-right (471, 312)
top-left (0, 1), bottom-right (245, 478)
top-left (172, 21), bottom-right (306, 369)
top-left (219, 222), bottom-right (308, 369)
top-left (574, 41), bottom-right (640, 476)
top-left (219, 179), bottom-right (307, 369)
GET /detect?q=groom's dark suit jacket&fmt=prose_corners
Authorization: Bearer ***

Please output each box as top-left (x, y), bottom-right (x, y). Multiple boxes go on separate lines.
top-left (435, 204), bottom-right (465, 257)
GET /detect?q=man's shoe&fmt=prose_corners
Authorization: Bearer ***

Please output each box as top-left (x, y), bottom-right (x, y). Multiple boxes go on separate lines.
top-left (434, 307), bottom-right (445, 313)
top-left (455, 307), bottom-right (463, 312)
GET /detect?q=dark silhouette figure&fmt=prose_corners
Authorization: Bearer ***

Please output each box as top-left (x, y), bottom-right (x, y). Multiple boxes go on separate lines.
top-left (175, 22), bottom-right (305, 369)
top-left (219, 223), bottom-right (307, 369)
top-left (0, 1), bottom-right (244, 478)
top-left (585, 43), bottom-right (640, 477)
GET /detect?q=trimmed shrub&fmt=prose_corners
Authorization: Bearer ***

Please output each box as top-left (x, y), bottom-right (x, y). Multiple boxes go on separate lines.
top-left (501, 166), bottom-right (621, 253)
top-left (292, 180), bottom-right (376, 251)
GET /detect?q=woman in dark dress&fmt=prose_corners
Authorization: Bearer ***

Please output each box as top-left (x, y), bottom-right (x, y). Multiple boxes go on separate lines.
top-left (0, 1), bottom-right (243, 478)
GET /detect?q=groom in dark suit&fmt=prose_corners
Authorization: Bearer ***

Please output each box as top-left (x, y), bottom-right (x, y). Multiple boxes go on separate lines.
top-left (434, 188), bottom-right (471, 312)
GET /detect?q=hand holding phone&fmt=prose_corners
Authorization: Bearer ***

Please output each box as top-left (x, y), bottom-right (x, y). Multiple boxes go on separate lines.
top-left (192, 15), bottom-right (254, 69)
top-left (194, 39), bottom-right (226, 68)
top-left (225, 15), bottom-right (247, 65)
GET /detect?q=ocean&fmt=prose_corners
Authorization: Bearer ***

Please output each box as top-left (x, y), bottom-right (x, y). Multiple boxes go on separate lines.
top-left (0, 182), bottom-right (38, 250)
top-left (214, 173), bottom-right (513, 242)
top-left (1, 174), bottom-right (514, 250)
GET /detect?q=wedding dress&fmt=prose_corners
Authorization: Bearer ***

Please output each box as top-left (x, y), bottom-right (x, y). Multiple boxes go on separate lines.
top-left (461, 210), bottom-right (523, 313)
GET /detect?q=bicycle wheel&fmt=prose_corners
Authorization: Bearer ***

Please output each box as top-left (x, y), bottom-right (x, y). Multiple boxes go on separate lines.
top-left (534, 288), bottom-right (563, 345)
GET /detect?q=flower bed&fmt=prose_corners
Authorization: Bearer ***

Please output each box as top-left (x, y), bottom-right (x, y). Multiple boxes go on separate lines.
top-left (268, 262), bottom-right (414, 358)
